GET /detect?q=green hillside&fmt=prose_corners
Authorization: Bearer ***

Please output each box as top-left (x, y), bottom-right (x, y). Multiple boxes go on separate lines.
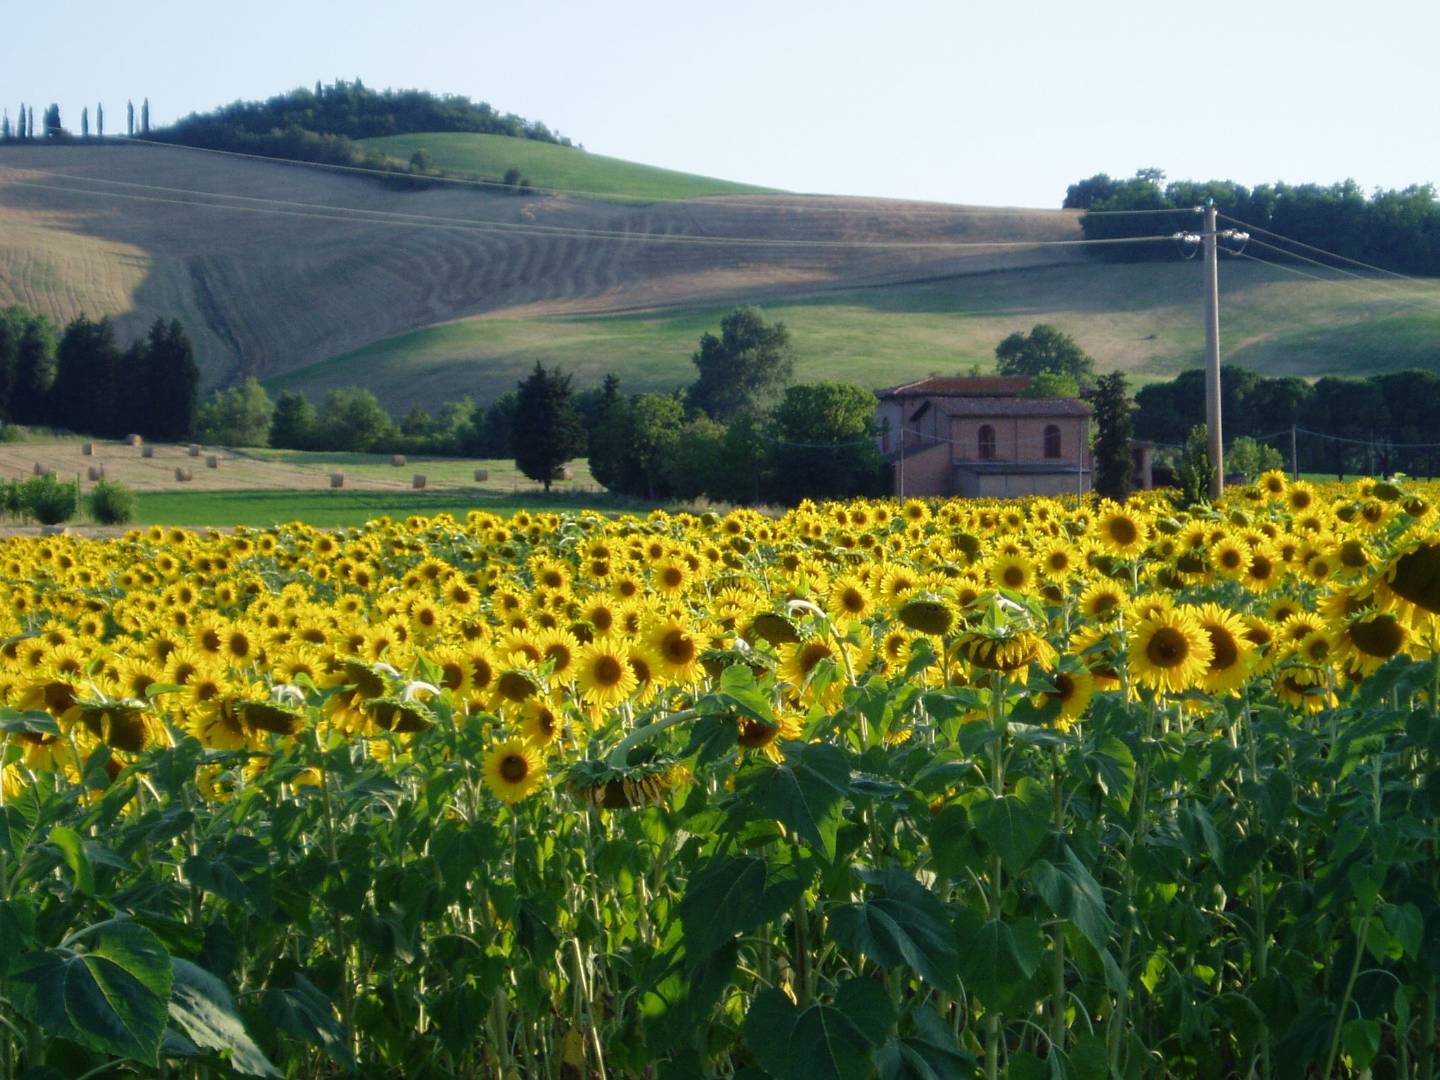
top-left (359, 132), bottom-right (779, 201)
top-left (265, 260), bottom-right (1440, 411)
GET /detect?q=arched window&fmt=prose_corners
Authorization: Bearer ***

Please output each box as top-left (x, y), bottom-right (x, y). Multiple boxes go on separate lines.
top-left (978, 425), bottom-right (996, 460)
top-left (1044, 424), bottom-right (1062, 459)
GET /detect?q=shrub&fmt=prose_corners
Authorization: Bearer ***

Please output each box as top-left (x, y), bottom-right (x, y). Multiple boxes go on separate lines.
top-left (20, 474), bottom-right (78, 525)
top-left (86, 478), bottom-right (137, 524)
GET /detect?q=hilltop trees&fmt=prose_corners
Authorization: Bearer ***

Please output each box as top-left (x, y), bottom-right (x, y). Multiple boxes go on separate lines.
top-left (513, 363), bottom-right (585, 491)
top-left (688, 307), bottom-right (795, 422)
top-left (41, 104), bottom-right (63, 139)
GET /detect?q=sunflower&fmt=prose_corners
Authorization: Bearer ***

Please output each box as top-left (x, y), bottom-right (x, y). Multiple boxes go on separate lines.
top-left (482, 738), bottom-right (546, 804)
top-left (1128, 607), bottom-right (1213, 694)
top-left (1192, 603), bottom-right (1254, 695)
top-left (989, 554), bottom-right (1036, 593)
top-left (1331, 611), bottom-right (1415, 677)
top-left (1097, 508), bottom-right (1148, 559)
top-left (1210, 537), bottom-right (1250, 580)
top-left (645, 618), bottom-right (703, 685)
top-left (1039, 665), bottom-right (1094, 730)
top-left (1273, 663), bottom-right (1337, 713)
top-left (736, 710), bottom-right (804, 762)
top-left (827, 574), bottom-right (874, 626)
top-left (519, 699), bottom-right (563, 748)
top-left (1078, 580), bottom-right (1127, 623)
top-left (954, 629), bottom-right (1055, 676)
top-left (575, 636), bottom-right (638, 714)
top-left (1240, 545), bottom-right (1281, 592)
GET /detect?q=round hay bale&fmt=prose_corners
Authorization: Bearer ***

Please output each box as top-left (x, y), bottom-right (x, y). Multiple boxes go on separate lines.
top-left (175, 467), bottom-right (192, 482)
top-left (40, 525), bottom-right (71, 537)
top-left (205, 455), bottom-right (218, 469)
top-left (412, 475), bottom-right (427, 489)
top-left (86, 465), bottom-right (104, 481)
top-left (187, 444), bottom-right (201, 457)
top-left (81, 442), bottom-right (94, 456)
top-left (141, 445), bottom-right (155, 459)
top-left (557, 464), bottom-right (574, 482)
top-left (126, 434), bottom-right (143, 447)
top-left (330, 473), bottom-right (345, 488)
top-left (392, 454), bottom-right (407, 467)
top-left (32, 462), bottom-right (45, 476)
top-left (473, 468), bottom-right (489, 482)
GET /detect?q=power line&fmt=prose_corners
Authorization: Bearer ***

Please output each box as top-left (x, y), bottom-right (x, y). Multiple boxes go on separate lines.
top-left (0, 174), bottom-right (1182, 253)
top-left (1229, 247), bottom-right (1440, 315)
top-left (1296, 426), bottom-right (1440, 450)
top-left (1217, 211), bottom-right (1440, 289)
top-left (1243, 236), bottom-right (1436, 301)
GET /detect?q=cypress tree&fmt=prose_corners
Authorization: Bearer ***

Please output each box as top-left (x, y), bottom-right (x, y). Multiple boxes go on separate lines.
top-left (139, 318), bottom-right (199, 440)
top-left (26, 106), bottom-right (34, 139)
top-left (513, 362), bottom-right (585, 492)
top-left (51, 316), bottom-right (122, 436)
top-left (11, 314), bottom-right (57, 426)
top-left (0, 310), bottom-right (19, 419)
top-left (127, 100), bottom-right (134, 137)
top-left (42, 104), bottom-right (60, 139)
top-left (15, 104), bottom-right (22, 140)
top-left (1093, 371), bottom-right (1135, 501)
top-left (81, 106), bottom-right (89, 138)
top-left (1, 112), bottom-right (10, 141)
top-left (96, 102), bottom-right (104, 137)
top-left (140, 98), bottom-right (150, 134)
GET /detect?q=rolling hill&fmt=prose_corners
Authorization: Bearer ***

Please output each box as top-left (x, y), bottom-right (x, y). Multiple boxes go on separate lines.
top-left (359, 132), bottom-right (777, 202)
top-left (2, 136), bottom-right (1438, 413)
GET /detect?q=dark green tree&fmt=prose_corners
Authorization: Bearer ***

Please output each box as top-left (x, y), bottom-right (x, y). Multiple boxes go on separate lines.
top-left (127, 100), bottom-right (134, 137)
top-left (42, 104), bottom-right (62, 139)
top-left (767, 382), bottom-right (885, 504)
top-left (51, 316), bottom-right (123, 435)
top-left (270, 391), bottom-right (317, 449)
top-left (0, 309), bottom-right (20, 417)
top-left (96, 102), bottom-right (104, 137)
top-left (141, 98), bottom-right (150, 134)
top-left (317, 388), bottom-right (394, 451)
top-left (1062, 174), bottom-right (1117, 210)
top-left (1092, 371), bottom-right (1134, 501)
top-left (468, 391), bottom-right (518, 457)
top-left (688, 307), bottom-right (795, 422)
top-left (10, 313), bottom-right (57, 424)
top-left (512, 363), bottom-right (585, 491)
top-left (81, 107), bottom-right (89, 138)
top-left (1, 111), bottom-right (10, 141)
top-left (994, 325), bottom-right (1095, 385)
top-left (140, 319), bottom-right (199, 440)
top-left (194, 379), bottom-right (275, 446)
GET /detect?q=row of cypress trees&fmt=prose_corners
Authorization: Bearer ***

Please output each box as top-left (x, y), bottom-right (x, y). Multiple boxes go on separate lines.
top-left (0, 307), bottom-right (198, 440)
top-left (1, 99), bottom-right (149, 141)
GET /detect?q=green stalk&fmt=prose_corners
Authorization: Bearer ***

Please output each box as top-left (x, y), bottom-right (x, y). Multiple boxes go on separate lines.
top-left (984, 675), bottom-right (1009, 1080)
top-left (1321, 912), bottom-right (1372, 1079)
top-left (606, 708), bottom-right (697, 768)
top-left (1049, 749), bottom-right (1066, 1053)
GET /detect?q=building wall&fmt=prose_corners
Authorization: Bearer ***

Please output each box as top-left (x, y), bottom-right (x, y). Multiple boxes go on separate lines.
top-left (948, 415), bottom-right (1089, 465)
top-left (955, 469), bottom-right (1091, 498)
top-left (893, 440), bottom-right (950, 497)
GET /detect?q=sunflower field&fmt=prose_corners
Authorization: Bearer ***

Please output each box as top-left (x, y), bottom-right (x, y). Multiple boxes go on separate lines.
top-left (1, 473), bottom-right (1440, 1079)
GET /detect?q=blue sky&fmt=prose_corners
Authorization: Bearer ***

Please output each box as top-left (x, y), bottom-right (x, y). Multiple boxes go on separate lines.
top-left (3, 0), bottom-right (1435, 207)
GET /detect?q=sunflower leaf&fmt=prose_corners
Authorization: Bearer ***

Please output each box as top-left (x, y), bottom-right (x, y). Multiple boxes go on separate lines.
top-left (967, 778), bottom-right (1050, 873)
top-left (829, 870), bottom-right (960, 993)
top-left (739, 742), bottom-right (849, 859)
top-left (168, 959), bottom-right (279, 1077)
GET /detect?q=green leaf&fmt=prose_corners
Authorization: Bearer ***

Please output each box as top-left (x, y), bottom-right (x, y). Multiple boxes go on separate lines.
top-left (10, 921), bottom-right (174, 1065)
top-left (1341, 1018), bottom-right (1381, 1071)
top-left (876, 1005), bottom-right (978, 1080)
top-left (967, 779), bottom-right (1050, 873)
top-left (699, 664), bottom-right (776, 728)
top-left (679, 856), bottom-right (767, 958)
top-left (1029, 846), bottom-right (1114, 952)
top-left (168, 959), bottom-right (279, 1077)
top-left (0, 709), bottom-right (60, 736)
top-left (1383, 902), bottom-right (1423, 960)
top-left (1084, 735), bottom-right (1135, 810)
top-left (788, 1001), bottom-right (879, 1080)
top-left (955, 912), bottom-right (1042, 1009)
top-left (829, 870), bottom-right (960, 992)
top-left (742, 742), bottom-right (850, 858)
top-left (47, 825), bottom-right (94, 896)
top-left (743, 986), bottom-right (799, 1078)
top-left (261, 972), bottom-right (352, 1066)
top-left (833, 977), bottom-right (896, 1047)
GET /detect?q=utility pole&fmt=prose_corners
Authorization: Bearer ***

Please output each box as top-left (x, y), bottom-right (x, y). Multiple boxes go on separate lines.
top-left (1175, 201), bottom-right (1248, 500)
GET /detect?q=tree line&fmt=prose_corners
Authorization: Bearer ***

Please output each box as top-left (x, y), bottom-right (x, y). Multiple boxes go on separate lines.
top-left (1134, 365), bottom-right (1440, 478)
top-left (1068, 169), bottom-right (1440, 275)
top-left (2, 99), bottom-right (147, 141)
top-left (0, 306), bottom-right (196, 440)
top-left (141, 80), bottom-right (571, 177)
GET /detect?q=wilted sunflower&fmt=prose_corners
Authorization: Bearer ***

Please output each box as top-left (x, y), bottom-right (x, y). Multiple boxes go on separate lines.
top-left (482, 738), bottom-right (546, 804)
top-left (1128, 607), bottom-right (1213, 694)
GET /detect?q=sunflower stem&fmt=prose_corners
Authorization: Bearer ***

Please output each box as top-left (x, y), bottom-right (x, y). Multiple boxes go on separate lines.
top-left (605, 708), bottom-right (697, 768)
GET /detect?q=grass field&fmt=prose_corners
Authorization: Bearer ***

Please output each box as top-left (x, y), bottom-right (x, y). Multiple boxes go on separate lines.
top-left (128, 488), bottom-right (651, 528)
top-left (359, 132), bottom-right (779, 202)
top-left (268, 261), bottom-right (1440, 409)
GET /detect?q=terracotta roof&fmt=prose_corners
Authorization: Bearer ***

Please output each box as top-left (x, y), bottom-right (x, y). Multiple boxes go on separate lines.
top-left (944, 398), bottom-right (1092, 418)
top-left (878, 376), bottom-right (1033, 398)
